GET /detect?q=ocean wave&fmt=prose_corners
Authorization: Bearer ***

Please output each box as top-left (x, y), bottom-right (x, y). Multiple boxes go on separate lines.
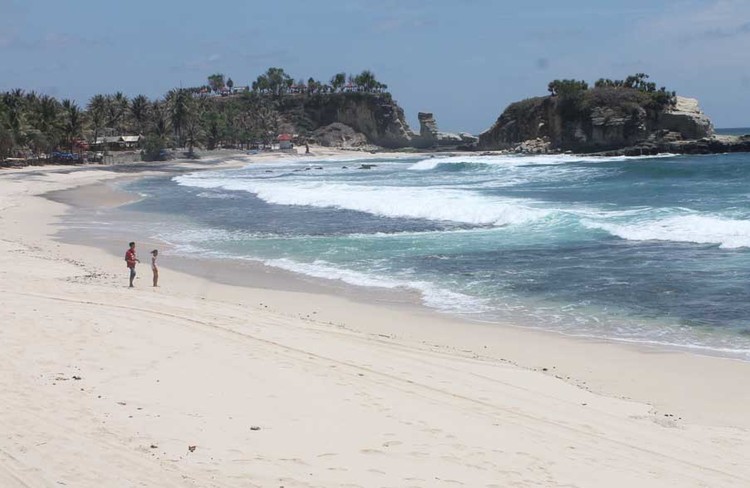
top-left (584, 214), bottom-right (750, 249)
top-left (261, 258), bottom-right (488, 313)
top-left (174, 177), bottom-right (550, 226)
top-left (408, 153), bottom-right (676, 171)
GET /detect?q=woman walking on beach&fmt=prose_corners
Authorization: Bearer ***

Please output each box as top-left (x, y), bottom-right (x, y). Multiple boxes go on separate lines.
top-left (125, 242), bottom-right (139, 287)
top-left (151, 249), bottom-right (159, 287)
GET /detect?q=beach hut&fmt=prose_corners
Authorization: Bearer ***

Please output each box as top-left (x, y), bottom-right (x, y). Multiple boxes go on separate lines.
top-left (277, 133), bottom-right (293, 150)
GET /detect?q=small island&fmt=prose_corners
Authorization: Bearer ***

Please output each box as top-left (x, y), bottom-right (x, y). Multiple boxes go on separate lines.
top-left (477, 74), bottom-right (750, 155)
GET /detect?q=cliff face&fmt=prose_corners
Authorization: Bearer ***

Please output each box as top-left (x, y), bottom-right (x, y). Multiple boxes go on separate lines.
top-left (478, 92), bottom-right (714, 152)
top-left (281, 93), bottom-right (415, 148)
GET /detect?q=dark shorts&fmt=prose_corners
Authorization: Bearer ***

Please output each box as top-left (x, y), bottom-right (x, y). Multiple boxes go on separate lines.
top-left (129, 267), bottom-right (136, 278)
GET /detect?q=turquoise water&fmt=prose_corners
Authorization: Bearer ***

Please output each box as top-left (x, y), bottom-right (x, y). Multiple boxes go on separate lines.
top-left (125, 152), bottom-right (750, 359)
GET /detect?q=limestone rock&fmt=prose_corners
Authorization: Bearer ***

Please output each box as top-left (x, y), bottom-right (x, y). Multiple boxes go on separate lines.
top-left (310, 123), bottom-right (369, 148)
top-left (414, 112), bottom-right (478, 148)
top-left (514, 138), bottom-right (552, 154)
top-left (296, 93), bottom-right (415, 149)
top-left (478, 91), bottom-right (717, 153)
top-left (656, 96), bottom-right (713, 140)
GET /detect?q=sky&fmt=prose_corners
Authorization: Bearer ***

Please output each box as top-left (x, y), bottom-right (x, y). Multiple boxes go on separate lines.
top-left (1, 0), bottom-right (749, 133)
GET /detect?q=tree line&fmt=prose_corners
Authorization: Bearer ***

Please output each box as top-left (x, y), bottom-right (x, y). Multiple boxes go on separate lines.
top-left (546, 73), bottom-right (677, 110)
top-left (0, 67), bottom-right (390, 162)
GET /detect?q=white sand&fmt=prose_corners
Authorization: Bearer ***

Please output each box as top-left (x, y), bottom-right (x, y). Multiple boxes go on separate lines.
top-left (1, 154), bottom-right (749, 487)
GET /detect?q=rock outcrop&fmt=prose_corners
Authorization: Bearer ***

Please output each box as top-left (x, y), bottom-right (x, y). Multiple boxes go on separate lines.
top-left (478, 91), bottom-right (715, 153)
top-left (310, 123), bottom-right (369, 148)
top-left (290, 93), bottom-right (415, 148)
top-left (413, 112), bottom-right (479, 149)
top-left (656, 96), bottom-right (713, 140)
top-left (595, 135), bottom-right (750, 157)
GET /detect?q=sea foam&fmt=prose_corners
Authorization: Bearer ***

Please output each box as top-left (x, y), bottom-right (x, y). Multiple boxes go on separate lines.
top-left (261, 258), bottom-right (488, 313)
top-left (584, 214), bottom-right (750, 249)
top-left (175, 176), bottom-right (549, 226)
top-left (408, 153), bottom-right (675, 171)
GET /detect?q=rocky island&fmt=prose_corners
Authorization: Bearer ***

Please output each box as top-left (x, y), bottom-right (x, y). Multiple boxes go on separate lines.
top-left (476, 74), bottom-right (750, 155)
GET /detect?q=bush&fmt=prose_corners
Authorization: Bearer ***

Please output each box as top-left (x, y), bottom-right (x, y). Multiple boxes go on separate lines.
top-left (141, 135), bottom-right (169, 161)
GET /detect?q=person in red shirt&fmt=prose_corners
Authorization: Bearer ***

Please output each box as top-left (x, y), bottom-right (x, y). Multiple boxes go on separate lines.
top-left (125, 241), bottom-right (140, 287)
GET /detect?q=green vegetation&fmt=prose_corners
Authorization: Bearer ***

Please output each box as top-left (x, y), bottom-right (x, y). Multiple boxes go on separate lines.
top-left (0, 67), bottom-right (390, 162)
top-left (547, 73), bottom-right (676, 116)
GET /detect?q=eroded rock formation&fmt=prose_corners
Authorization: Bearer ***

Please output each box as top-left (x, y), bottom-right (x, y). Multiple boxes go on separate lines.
top-left (478, 92), bottom-right (715, 153)
top-left (414, 112), bottom-right (478, 148)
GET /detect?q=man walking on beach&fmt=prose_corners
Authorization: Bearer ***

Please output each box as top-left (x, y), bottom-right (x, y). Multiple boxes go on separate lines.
top-left (125, 241), bottom-right (140, 287)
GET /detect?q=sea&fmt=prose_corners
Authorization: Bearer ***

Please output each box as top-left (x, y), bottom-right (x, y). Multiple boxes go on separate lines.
top-left (114, 137), bottom-right (750, 360)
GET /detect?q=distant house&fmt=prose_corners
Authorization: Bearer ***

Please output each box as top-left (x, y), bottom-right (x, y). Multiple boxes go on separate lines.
top-left (91, 135), bottom-right (142, 150)
top-left (277, 133), bottom-right (293, 150)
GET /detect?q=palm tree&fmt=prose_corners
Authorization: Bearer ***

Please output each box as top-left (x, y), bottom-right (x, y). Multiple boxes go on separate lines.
top-left (87, 94), bottom-right (108, 147)
top-left (0, 101), bottom-right (14, 160)
top-left (28, 95), bottom-right (62, 154)
top-left (107, 92), bottom-right (129, 133)
top-left (3, 89), bottom-right (29, 154)
top-left (129, 95), bottom-right (150, 135)
top-left (150, 101), bottom-right (171, 140)
top-left (61, 99), bottom-right (84, 151)
top-left (330, 72), bottom-right (346, 92)
top-left (166, 88), bottom-right (193, 147)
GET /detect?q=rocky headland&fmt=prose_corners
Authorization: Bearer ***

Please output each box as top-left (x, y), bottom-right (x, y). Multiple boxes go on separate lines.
top-left (282, 96), bottom-right (477, 150)
top-left (475, 75), bottom-right (749, 155)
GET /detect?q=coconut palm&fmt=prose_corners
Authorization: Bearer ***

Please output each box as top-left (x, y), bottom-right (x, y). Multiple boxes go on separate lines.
top-left (168, 88), bottom-right (196, 147)
top-left (129, 95), bottom-right (150, 134)
top-left (61, 99), bottom-right (84, 151)
top-left (87, 94), bottom-right (108, 147)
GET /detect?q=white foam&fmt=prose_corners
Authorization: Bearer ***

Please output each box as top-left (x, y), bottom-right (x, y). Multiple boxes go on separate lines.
top-left (408, 153), bottom-right (676, 171)
top-left (262, 258), bottom-right (488, 313)
top-left (174, 177), bottom-right (549, 226)
top-left (584, 214), bottom-right (750, 249)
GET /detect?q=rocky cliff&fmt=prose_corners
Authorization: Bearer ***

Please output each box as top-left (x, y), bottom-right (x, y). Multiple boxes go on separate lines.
top-left (280, 93), bottom-right (415, 148)
top-left (478, 90), bottom-right (714, 153)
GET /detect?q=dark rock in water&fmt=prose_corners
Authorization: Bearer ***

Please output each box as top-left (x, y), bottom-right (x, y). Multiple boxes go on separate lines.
top-left (314, 166), bottom-right (323, 170)
top-left (358, 164), bottom-right (377, 169)
top-left (342, 166), bottom-right (348, 169)
top-left (594, 135), bottom-right (750, 156)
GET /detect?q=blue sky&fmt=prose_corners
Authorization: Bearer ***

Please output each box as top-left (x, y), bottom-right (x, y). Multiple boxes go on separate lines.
top-left (1, 0), bottom-right (748, 132)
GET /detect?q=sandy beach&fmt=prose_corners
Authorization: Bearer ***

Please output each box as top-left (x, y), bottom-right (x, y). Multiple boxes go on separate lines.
top-left (1, 152), bottom-right (750, 487)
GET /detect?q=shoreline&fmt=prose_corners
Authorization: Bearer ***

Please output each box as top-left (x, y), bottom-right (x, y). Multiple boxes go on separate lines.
top-left (2, 154), bottom-right (750, 486)
top-left (38, 156), bottom-right (750, 425)
top-left (54, 176), bottom-right (750, 363)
